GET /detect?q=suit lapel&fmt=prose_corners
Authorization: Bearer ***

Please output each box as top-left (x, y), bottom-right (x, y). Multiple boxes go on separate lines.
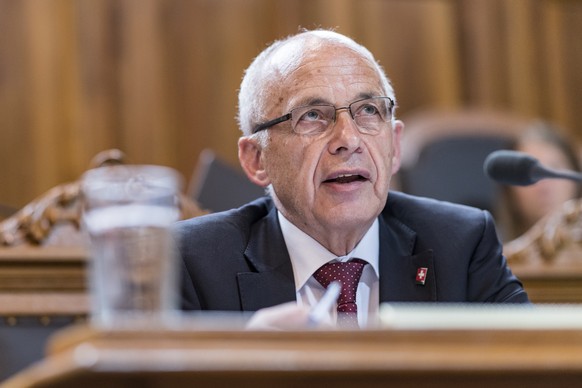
top-left (378, 215), bottom-right (437, 302)
top-left (237, 205), bottom-right (297, 311)
top-left (235, 197), bottom-right (439, 310)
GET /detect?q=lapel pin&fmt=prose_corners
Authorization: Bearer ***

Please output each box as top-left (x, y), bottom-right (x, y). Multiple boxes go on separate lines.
top-left (416, 267), bottom-right (428, 285)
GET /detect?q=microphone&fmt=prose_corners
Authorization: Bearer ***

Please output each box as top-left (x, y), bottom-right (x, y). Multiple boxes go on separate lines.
top-left (484, 150), bottom-right (582, 186)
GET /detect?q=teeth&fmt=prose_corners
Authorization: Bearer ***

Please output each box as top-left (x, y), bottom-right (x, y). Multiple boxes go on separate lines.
top-left (337, 174), bottom-right (354, 178)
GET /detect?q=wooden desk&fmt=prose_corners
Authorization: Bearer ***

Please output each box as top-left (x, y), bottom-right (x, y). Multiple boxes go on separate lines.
top-left (508, 242), bottom-right (582, 304)
top-left (4, 316), bottom-right (582, 388)
top-left (1, 245), bottom-right (581, 386)
top-left (0, 247), bottom-right (89, 382)
top-left (511, 262), bottom-right (582, 304)
top-left (0, 247), bottom-right (88, 317)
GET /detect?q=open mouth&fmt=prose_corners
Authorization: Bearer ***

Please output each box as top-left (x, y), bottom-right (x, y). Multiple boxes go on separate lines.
top-left (325, 173), bottom-right (367, 184)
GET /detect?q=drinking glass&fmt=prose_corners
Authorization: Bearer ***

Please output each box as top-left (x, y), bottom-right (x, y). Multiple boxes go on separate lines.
top-left (81, 164), bottom-right (182, 326)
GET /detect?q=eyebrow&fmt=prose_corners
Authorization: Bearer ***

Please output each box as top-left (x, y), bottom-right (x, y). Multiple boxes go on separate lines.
top-left (353, 92), bottom-right (376, 101)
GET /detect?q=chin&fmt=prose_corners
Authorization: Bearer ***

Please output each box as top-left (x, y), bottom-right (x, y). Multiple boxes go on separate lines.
top-left (328, 205), bottom-right (378, 226)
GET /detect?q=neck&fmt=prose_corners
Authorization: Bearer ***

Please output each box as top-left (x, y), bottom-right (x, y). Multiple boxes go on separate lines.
top-left (271, 193), bottom-right (375, 256)
top-left (319, 230), bottom-right (369, 256)
top-left (290, 218), bottom-right (374, 257)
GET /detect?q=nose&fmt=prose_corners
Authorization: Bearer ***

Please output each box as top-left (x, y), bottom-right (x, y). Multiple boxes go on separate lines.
top-left (327, 108), bottom-right (363, 155)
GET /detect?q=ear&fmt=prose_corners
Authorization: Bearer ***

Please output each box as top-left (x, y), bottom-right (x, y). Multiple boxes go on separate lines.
top-left (390, 120), bottom-right (404, 174)
top-left (238, 137), bottom-right (271, 187)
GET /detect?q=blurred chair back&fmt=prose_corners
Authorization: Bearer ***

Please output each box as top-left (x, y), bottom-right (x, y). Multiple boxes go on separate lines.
top-left (397, 109), bottom-right (530, 214)
top-left (188, 149), bottom-right (266, 213)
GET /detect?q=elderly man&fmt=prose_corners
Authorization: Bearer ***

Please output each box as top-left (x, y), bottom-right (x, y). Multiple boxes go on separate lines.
top-left (174, 29), bottom-right (529, 329)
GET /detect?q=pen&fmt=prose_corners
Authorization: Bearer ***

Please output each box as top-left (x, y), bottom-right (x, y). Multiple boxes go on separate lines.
top-left (307, 281), bottom-right (341, 327)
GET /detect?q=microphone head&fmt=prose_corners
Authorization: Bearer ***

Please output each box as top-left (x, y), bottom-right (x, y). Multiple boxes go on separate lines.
top-left (483, 150), bottom-right (542, 186)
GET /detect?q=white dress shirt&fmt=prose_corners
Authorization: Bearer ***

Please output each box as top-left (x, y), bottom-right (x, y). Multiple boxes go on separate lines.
top-left (277, 211), bottom-right (380, 327)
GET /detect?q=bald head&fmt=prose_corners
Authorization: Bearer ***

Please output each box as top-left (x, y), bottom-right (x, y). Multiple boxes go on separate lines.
top-left (237, 30), bottom-right (395, 136)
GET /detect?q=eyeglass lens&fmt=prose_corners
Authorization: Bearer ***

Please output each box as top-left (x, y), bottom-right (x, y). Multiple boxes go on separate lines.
top-left (290, 97), bottom-right (392, 135)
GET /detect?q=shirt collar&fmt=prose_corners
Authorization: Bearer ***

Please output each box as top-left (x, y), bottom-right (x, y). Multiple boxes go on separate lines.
top-left (277, 211), bottom-right (380, 291)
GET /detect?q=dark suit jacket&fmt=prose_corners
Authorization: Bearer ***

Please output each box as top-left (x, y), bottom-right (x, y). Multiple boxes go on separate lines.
top-left (174, 191), bottom-right (529, 311)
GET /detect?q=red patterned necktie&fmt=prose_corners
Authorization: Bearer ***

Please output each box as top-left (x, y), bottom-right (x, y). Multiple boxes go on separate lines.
top-left (313, 258), bottom-right (367, 329)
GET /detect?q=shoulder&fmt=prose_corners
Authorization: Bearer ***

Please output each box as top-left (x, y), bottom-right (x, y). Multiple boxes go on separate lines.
top-left (383, 191), bottom-right (494, 235)
top-left (386, 190), bottom-right (489, 220)
top-left (173, 196), bottom-right (274, 246)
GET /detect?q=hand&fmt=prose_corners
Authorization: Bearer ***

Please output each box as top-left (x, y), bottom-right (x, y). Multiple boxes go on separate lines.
top-left (245, 302), bottom-right (332, 330)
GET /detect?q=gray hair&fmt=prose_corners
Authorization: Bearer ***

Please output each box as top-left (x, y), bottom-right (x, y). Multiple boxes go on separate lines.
top-left (237, 30), bottom-right (396, 137)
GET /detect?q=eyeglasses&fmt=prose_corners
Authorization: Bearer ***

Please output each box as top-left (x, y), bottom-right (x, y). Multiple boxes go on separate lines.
top-left (252, 96), bottom-right (395, 135)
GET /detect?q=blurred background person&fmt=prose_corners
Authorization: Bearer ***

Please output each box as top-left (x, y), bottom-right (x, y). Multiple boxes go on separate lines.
top-left (497, 121), bottom-right (582, 242)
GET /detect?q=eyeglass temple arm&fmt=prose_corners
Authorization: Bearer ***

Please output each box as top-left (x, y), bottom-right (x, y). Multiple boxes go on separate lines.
top-left (252, 113), bottom-right (292, 134)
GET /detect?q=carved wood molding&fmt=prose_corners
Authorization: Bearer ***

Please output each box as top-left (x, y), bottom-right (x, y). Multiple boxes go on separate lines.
top-left (505, 198), bottom-right (582, 265)
top-left (0, 149), bottom-right (206, 247)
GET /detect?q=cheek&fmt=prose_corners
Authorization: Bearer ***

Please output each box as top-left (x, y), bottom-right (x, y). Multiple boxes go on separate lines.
top-left (369, 137), bottom-right (396, 181)
top-left (264, 136), bottom-right (314, 184)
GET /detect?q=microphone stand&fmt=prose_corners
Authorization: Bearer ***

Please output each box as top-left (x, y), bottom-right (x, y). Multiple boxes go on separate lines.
top-left (531, 164), bottom-right (582, 184)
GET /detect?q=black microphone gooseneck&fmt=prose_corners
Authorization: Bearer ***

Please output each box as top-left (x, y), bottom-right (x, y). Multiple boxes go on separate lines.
top-left (484, 150), bottom-right (582, 186)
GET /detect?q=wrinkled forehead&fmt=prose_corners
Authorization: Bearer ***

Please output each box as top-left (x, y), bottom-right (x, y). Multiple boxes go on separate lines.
top-left (266, 34), bottom-right (383, 90)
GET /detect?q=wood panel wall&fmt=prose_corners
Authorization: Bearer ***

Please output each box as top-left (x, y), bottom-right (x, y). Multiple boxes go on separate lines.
top-left (1, 0), bottom-right (581, 210)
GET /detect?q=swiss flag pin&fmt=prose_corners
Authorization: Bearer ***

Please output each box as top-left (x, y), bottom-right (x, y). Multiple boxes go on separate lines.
top-left (416, 267), bottom-right (428, 285)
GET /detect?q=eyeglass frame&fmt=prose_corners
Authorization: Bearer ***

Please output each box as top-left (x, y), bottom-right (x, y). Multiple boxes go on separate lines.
top-left (251, 96), bottom-right (395, 135)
